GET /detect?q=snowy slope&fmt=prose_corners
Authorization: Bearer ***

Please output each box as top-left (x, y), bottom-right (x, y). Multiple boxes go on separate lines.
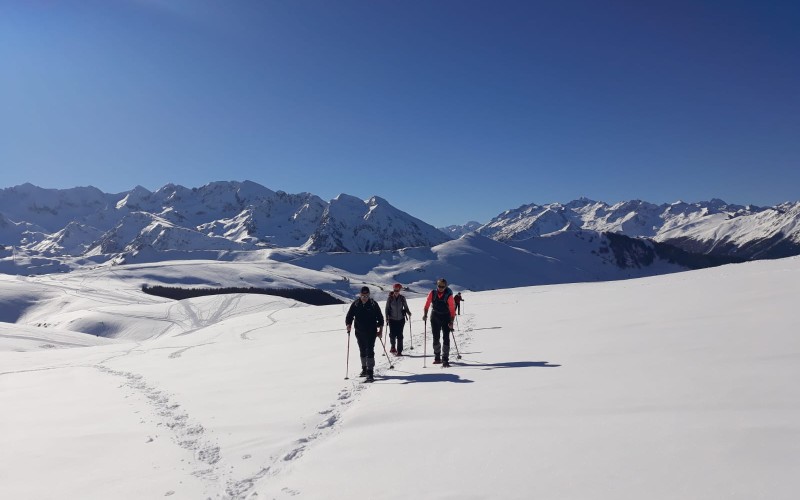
top-left (438, 220), bottom-right (482, 238)
top-left (0, 322), bottom-right (118, 351)
top-left (658, 201), bottom-right (800, 259)
top-left (1, 257), bottom-right (798, 499)
top-left (3, 182), bottom-right (800, 281)
top-left (0, 212), bottom-right (46, 247)
top-left (508, 229), bottom-right (685, 278)
top-left (478, 198), bottom-right (800, 259)
top-left (286, 231), bottom-right (585, 293)
top-left (303, 195), bottom-right (450, 252)
top-left (0, 183), bottom-right (118, 232)
top-left (30, 221), bottom-right (105, 255)
top-left (0, 182), bottom-right (451, 264)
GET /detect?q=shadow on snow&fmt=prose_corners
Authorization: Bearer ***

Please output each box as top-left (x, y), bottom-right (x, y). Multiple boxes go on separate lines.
top-left (376, 359), bottom-right (560, 383)
top-left (453, 360), bottom-right (561, 370)
top-left (378, 372), bottom-right (474, 384)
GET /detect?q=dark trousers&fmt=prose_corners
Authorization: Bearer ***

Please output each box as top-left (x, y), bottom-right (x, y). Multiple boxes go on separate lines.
top-left (455, 302), bottom-right (461, 315)
top-left (430, 314), bottom-right (451, 360)
top-left (388, 319), bottom-right (405, 352)
top-left (355, 329), bottom-right (377, 362)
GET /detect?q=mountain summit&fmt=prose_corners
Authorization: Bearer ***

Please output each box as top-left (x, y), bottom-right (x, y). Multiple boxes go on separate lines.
top-left (0, 181), bottom-right (450, 262)
top-left (1, 183), bottom-right (799, 284)
top-left (474, 198), bottom-right (800, 260)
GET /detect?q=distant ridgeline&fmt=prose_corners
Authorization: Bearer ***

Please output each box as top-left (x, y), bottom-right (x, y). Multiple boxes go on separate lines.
top-left (141, 285), bottom-right (344, 306)
top-left (604, 233), bottom-right (746, 269)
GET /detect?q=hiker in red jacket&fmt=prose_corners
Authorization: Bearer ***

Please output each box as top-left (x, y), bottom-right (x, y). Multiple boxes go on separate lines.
top-left (422, 278), bottom-right (456, 367)
top-left (454, 292), bottom-right (464, 315)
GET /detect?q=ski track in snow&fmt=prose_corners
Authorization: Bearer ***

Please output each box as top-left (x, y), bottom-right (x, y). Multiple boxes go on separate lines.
top-left (9, 305), bottom-right (476, 499)
top-left (222, 378), bottom-right (369, 498)
top-left (94, 365), bottom-right (223, 485)
top-left (255, 314), bottom-right (477, 498)
top-left (79, 305), bottom-right (371, 499)
top-left (237, 304), bottom-right (298, 341)
top-left (94, 362), bottom-right (274, 499)
top-left (174, 295), bottom-right (244, 337)
top-left (167, 342), bottom-right (216, 359)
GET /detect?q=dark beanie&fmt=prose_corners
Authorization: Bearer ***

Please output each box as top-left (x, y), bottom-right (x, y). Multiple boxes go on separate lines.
top-left (360, 286), bottom-right (370, 294)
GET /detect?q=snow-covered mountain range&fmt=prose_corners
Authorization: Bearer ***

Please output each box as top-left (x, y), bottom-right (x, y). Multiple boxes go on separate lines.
top-left (469, 197), bottom-right (800, 260)
top-left (0, 182), bottom-right (448, 259)
top-left (1, 182), bottom-right (797, 290)
top-left (439, 220), bottom-right (482, 239)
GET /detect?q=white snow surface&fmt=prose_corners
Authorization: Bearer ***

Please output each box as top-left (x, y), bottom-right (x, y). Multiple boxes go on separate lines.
top-left (1, 257), bottom-right (799, 499)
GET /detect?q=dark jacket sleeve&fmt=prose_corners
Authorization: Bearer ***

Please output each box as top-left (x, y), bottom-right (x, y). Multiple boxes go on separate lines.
top-left (401, 296), bottom-right (410, 315)
top-left (345, 301), bottom-right (356, 326)
top-left (375, 301), bottom-right (384, 326)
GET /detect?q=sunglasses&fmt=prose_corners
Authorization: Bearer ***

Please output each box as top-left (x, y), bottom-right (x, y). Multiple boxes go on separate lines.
top-left (360, 292), bottom-right (370, 296)
top-left (437, 285), bottom-right (446, 289)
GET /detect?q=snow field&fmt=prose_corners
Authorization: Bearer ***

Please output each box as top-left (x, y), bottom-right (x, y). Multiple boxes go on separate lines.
top-left (1, 257), bottom-right (799, 499)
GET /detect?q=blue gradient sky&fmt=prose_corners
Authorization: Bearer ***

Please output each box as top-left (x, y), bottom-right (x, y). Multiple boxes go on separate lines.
top-left (1, 0), bottom-right (798, 227)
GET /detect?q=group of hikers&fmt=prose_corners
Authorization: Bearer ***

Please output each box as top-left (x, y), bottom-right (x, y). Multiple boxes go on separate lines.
top-left (345, 278), bottom-right (465, 383)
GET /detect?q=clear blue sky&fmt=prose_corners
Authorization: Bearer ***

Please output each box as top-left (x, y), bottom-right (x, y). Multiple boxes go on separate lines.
top-left (1, 0), bottom-right (798, 227)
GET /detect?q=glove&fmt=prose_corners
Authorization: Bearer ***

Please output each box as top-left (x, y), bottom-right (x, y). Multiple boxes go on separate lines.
top-left (377, 329), bottom-right (383, 338)
top-left (346, 325), bottom-right (351, 334)
top-left (422, 315), bottom-right (427, 322)
top-left (448, 321), bottom-right (454, 329)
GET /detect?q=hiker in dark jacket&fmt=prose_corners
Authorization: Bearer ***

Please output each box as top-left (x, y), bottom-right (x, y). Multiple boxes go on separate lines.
top-left (385, 283), bottom-right (411, 355)
top-left (454, 292), bottom-right (464, 315)
top-left (346, 286), bottom-right (384, 382)
top-left (422, 278), bottom-right (456, 367)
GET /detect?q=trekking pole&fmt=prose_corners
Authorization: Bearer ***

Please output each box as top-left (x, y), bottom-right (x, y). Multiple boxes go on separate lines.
top-left (455, 314), bottom-right (461, 332)
top-left (344, 331), bottom-right (351, 380)
top-left (423, 320), bottom-right (427, 368)
top-left (378, 333), bottom-right (395, 369)
top-left (450, 327), bottom-right (462, 359)
top-left (408, 318), bottom-right (413, 350)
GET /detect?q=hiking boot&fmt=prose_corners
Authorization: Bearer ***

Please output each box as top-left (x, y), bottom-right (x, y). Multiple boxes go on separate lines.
top-left (390, 346), bottom-right (397, 354)
top-left (442, 359), bottom-right (451, 368)
top-left (433, 356), bottom-right (441, 364)
top-left (396, 351), bottom-right (403, 357)
top-left (365, 370), bottom-right (375, 383)
top-left (359, 367), bottom-right (367, 377)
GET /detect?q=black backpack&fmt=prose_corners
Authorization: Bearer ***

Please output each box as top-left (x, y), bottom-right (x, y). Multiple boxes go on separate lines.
top-left (431, 287), bottom-right (453, 316)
